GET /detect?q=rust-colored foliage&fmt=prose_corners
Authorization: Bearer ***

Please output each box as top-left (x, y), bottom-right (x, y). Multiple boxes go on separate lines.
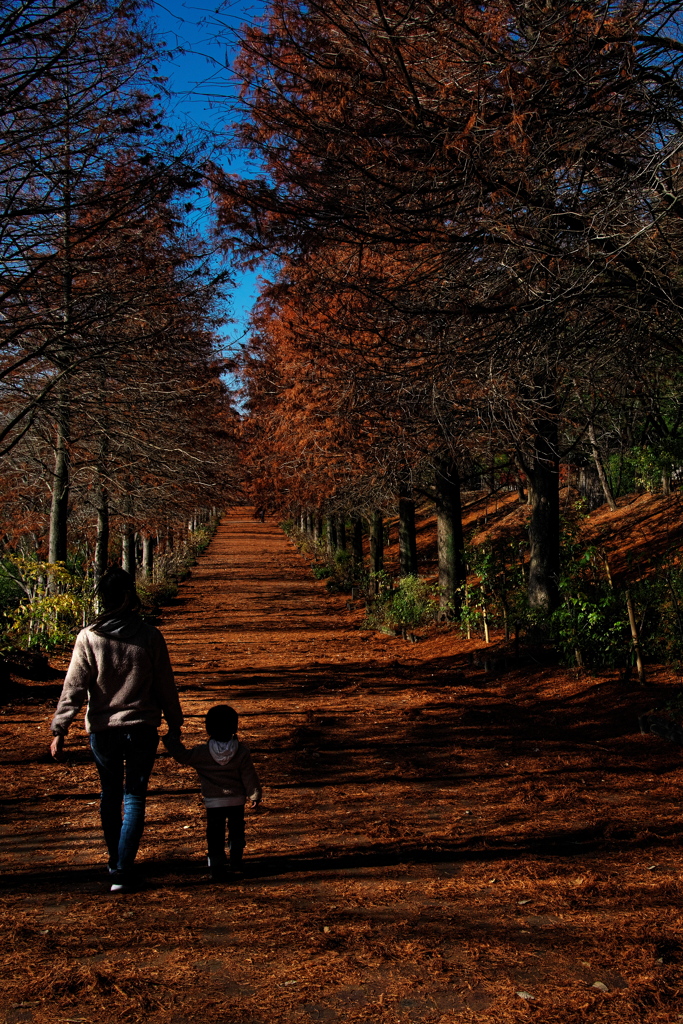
top-left (219, 0), bottom-right (683, 607)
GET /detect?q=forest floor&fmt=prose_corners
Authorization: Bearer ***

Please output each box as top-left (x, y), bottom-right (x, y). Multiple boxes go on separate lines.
top-left (2, 508), bottom-right (683, 1024)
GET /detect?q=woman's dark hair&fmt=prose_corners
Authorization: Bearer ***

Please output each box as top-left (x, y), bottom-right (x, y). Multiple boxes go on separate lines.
top-left (205, 704), bottom-right (238, 741)
top-left (97, 567), bottom-right (141, 615)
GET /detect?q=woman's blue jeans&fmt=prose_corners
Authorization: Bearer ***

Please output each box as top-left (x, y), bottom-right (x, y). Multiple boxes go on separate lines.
top-left (90, 724), bottom-right (158, 873)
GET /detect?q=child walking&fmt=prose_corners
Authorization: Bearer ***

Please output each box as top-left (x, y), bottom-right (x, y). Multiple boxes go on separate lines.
top-left (164, 704), bottom-right (262, 881)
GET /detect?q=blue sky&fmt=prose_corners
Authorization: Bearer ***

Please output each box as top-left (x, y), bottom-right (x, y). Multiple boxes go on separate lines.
top-left (150, 1), bottom-right (268, 353)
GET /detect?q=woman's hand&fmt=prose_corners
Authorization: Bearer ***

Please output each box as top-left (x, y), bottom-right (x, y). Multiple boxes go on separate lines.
top-left (50, 734), bottom-right (65, 761)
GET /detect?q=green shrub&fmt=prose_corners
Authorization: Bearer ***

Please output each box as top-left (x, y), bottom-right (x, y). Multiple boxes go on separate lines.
top-left (605, 440), bottom-right (683, 496)
top-left (456, 503), bottom-right (637, 668)
top-left (306, 546), bottom-right (365, 592)
top-left (0, 557), bottom-right (93, 652)
top-left (0, 562), bottom-right (23, 612)
top-left (632, 561), bottom-right (683, 668)
top-left (550, 558), bottom-right (629, 668)
top-left (462, 541), bottom-right (527, 639)
top-left (364, 575), bottom-right (435, 632)
top-left (388, 575), bottom-right (435, 629)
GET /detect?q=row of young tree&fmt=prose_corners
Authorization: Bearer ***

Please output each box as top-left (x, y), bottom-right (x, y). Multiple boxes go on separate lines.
top-left (215, 0), bottom-right (683, 623)
top-left (0, 0), bottom-right (237, 597)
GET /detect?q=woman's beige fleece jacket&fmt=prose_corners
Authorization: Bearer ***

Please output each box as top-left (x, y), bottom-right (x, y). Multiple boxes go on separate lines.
top-left (50, 620), bottom-right (183, 735)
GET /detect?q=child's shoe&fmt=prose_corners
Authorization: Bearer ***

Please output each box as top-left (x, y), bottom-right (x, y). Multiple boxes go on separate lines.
top-left (208, 856), bottom-right (230, 883)
top-left (211, 865), bottom-right (231, 882)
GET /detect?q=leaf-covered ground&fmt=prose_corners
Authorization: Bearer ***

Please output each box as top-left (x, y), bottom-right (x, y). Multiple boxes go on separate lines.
top-left (1, 509), bottom-right (683, 1024)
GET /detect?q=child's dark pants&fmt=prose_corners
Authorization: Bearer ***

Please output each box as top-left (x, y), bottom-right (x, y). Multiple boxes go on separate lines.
top-left (206, 805), bottom-right (245, 866)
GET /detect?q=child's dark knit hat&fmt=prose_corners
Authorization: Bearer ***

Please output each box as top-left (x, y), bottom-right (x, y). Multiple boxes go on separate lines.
top-left (205, 704), bottom-right (238, 741)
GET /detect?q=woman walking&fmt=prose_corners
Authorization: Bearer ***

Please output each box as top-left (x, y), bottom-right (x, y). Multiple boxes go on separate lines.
top-left (50, 567), bottom-right (183, 892)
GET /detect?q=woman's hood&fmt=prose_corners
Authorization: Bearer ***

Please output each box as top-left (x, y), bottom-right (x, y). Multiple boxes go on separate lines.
top-left (91, 613), bottom-right (144, 641)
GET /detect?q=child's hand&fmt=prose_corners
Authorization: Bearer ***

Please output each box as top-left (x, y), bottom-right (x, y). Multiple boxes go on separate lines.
top-left (250, 799), bottom-right (261, 812)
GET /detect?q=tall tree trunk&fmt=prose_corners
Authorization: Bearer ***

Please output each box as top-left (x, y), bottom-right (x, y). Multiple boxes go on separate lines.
top-left (121, 525), bottom-right (136, 577)
top-left (588, 423), bottom-right (617, 511)
top-left (94, 486), bottom-right (109, 587)
top-left (337, 515), bottom-right (347, 552)
top-left (50, 91), bottom-right (73, 567)
top-left (352, 516), bottom-right (364, 566)
top-left (369, 511), bottom-right (384, 575)
top-left (314, 514), bottom-right (323, 548)
top-left (327, 515), bottom-right (338, 557)
top-left (527, 415), bottom-right (561, 612)
top-left (435, 458), bottom-right (466, 615)
top-left (142, 534), bottom-right (154, 579)
top-left (625, 587), bottom-right (646, 685)
top-left (48, 403), bottom-right (70, 563)
top-left (93, 380), bottom-right (110, 586)
top-left (398, 488), bottom-right (418, 575)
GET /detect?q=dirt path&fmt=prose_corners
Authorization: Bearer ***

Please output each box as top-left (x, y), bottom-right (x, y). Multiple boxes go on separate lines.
top-left (2, 510), bottom-right (683, 1024)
